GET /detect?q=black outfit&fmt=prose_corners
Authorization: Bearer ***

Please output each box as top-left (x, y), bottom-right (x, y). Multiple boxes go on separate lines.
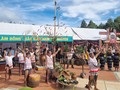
top-left (106, 53), bottom-right (113, 70)
top-left (113, 53), bottom-right (119, 68)
top-left (56, 51), bottom-right (63, 62)
top-left (99, 53), bottom-right (106, 70)
top-left (12, 56), bottom-right (19, 67)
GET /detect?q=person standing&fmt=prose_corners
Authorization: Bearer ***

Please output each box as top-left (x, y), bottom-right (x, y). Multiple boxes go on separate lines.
top-left (85, 48), bottom-right (101, 90)
top-left (98, 48), bottom-right (106, 70)
top-left (66, 48), bottom-right (74, 69)
top-left (4, 51), bottom-right (14, 80)
top-left (35, 49), bottom-right (40, 65)
top-left (30, 49), bottom-right (36, 73)
top-left (106, 48), bottom-right (113, 71)
top-left (18, 51), bottom-right (24, 75)
top-left (45, 48), bottom-right (61, 84)
top-left (12, 50), bottom-right (19, 67)
top-left (23, 52), bottom-right (32, 86)
top-left (113, 49), bottom-right (119, 71)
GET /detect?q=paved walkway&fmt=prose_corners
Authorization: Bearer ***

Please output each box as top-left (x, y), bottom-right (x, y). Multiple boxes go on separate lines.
top-left (63, 72), bottom-right (120, 90)
top-left (74, 72), bottom-right (120, 90)
top-left (75, 78), bottom-right (120, 90)
top-left (114, 72), bottom-right (120, 82)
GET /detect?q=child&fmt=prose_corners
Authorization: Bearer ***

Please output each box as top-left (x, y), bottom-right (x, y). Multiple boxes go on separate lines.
top-left (23, 52), bottom-right (32, 86)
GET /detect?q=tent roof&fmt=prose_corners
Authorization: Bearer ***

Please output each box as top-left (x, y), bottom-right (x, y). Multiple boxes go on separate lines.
top-left (0, 22), bottom-right (107, 40)
top-left (72, 28), bottom-right (107, 40)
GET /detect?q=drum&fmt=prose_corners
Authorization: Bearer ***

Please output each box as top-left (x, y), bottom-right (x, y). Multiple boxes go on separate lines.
top-left (27, 74), bottom-right (40, 88)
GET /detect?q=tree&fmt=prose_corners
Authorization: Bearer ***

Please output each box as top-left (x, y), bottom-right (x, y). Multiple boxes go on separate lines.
top-left (87, 20), bottom-right (97, 28)
top-left (114, 16), bottom-right (120, 32)
top-left (81, 20), bottom-right (87, 28)
top-left (114, 16), bottom-right (120, 23)
top-left (98, 23), bottom-right (105, 29)
top-left (105, 18), bottom-right (114, 29)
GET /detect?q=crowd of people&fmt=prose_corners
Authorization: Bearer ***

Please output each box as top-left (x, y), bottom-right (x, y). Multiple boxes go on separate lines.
top-left (0, 43), bottom-right (120, 89)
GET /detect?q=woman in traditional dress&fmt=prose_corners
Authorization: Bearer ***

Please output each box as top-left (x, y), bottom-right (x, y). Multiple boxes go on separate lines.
top-left (106, 48), bottom-right (113, 71)
top-left (113, 48), bottom-right (119, 71)
top-left (85, 47), bottom-right (102, 90)
top-left (98, 48), bottom-right (106, 70)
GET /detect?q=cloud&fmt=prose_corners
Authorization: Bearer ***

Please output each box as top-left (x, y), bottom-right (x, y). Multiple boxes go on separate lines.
top-left (0, 0), bottom-right (54, 25)
top-left (0, 6), bottom-right (25, 23)
top-left (0, 0), bottom-right (120, 27)
top-left (23, 2), bottom-right (53, 12)
top-left (61, 0), bottom-right (120, 24)
top-left (114, 9), bottom-right (120, 14)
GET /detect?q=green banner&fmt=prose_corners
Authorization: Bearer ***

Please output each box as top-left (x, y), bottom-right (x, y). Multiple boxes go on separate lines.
top-left (0, 35), bottom-right (73, 42)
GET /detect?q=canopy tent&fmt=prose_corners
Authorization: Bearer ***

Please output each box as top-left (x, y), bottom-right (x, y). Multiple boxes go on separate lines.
top-left (0, 23), bottom-right (73, 42)
top-left (0, 23), bottom-right (107, 41)
top-left (71, 28), bottom-right (107, 40)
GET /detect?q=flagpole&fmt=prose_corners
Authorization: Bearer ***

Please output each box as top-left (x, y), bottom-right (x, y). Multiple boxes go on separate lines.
top-left (53, 0), bottom-right (57, 66)
top-left (54, 0), bottom-right (57, 41)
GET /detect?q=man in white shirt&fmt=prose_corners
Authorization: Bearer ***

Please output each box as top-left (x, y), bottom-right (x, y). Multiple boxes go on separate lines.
top-left (66, 49), bottom-right (74, 69)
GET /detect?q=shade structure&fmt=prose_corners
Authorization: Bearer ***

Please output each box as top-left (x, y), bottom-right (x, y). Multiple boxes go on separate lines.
top-left (0, 22), bottom-right (107, 41)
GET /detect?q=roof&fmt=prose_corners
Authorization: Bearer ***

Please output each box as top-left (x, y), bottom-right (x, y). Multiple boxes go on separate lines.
top-left (0, 22), bottom-right (107, 40)
top-left (72, 28), bottom-right (107, 40)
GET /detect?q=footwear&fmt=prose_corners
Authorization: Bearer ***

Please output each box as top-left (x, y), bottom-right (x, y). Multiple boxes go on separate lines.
top-left (85, 84), bottom-right (89, 88)
top-left (85, 84), bottom-right (92, 89)
top-left (94, 88), bottom-right (99, 90)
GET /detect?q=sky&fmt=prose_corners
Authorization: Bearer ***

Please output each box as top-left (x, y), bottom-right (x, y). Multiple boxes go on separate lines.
top-left (0, 0), bottom-right (120, 27)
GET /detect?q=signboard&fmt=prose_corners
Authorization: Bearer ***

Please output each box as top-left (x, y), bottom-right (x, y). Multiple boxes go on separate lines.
top-left (99, 32), bottom-right (107, 35)
top-left (109, 32), bottom-right (116, 43)
top-left (0, 35), bottom-right (73, 42)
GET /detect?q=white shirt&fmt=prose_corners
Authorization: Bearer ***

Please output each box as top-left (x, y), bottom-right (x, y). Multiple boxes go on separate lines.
top-left (88, 57), bottom-right (98, 71)
top-left (5, 56), bottom-right (14, 67)
top-left (24, 57), bottom-right (32, 70)
top-left (30, 52), bottom-right (34, 56)
top-left (46, 55), bottom-right (53, 69)
top-left (30, 52), bottom-right (35, 62)
top-left (18, 52), bottom-right (24, 63)
top-left (67, 53), bottom-right (73, 60)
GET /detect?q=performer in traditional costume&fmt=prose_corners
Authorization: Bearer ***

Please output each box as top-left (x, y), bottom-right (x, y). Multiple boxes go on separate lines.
top-left (113, 49), bottom-right (119, 71)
